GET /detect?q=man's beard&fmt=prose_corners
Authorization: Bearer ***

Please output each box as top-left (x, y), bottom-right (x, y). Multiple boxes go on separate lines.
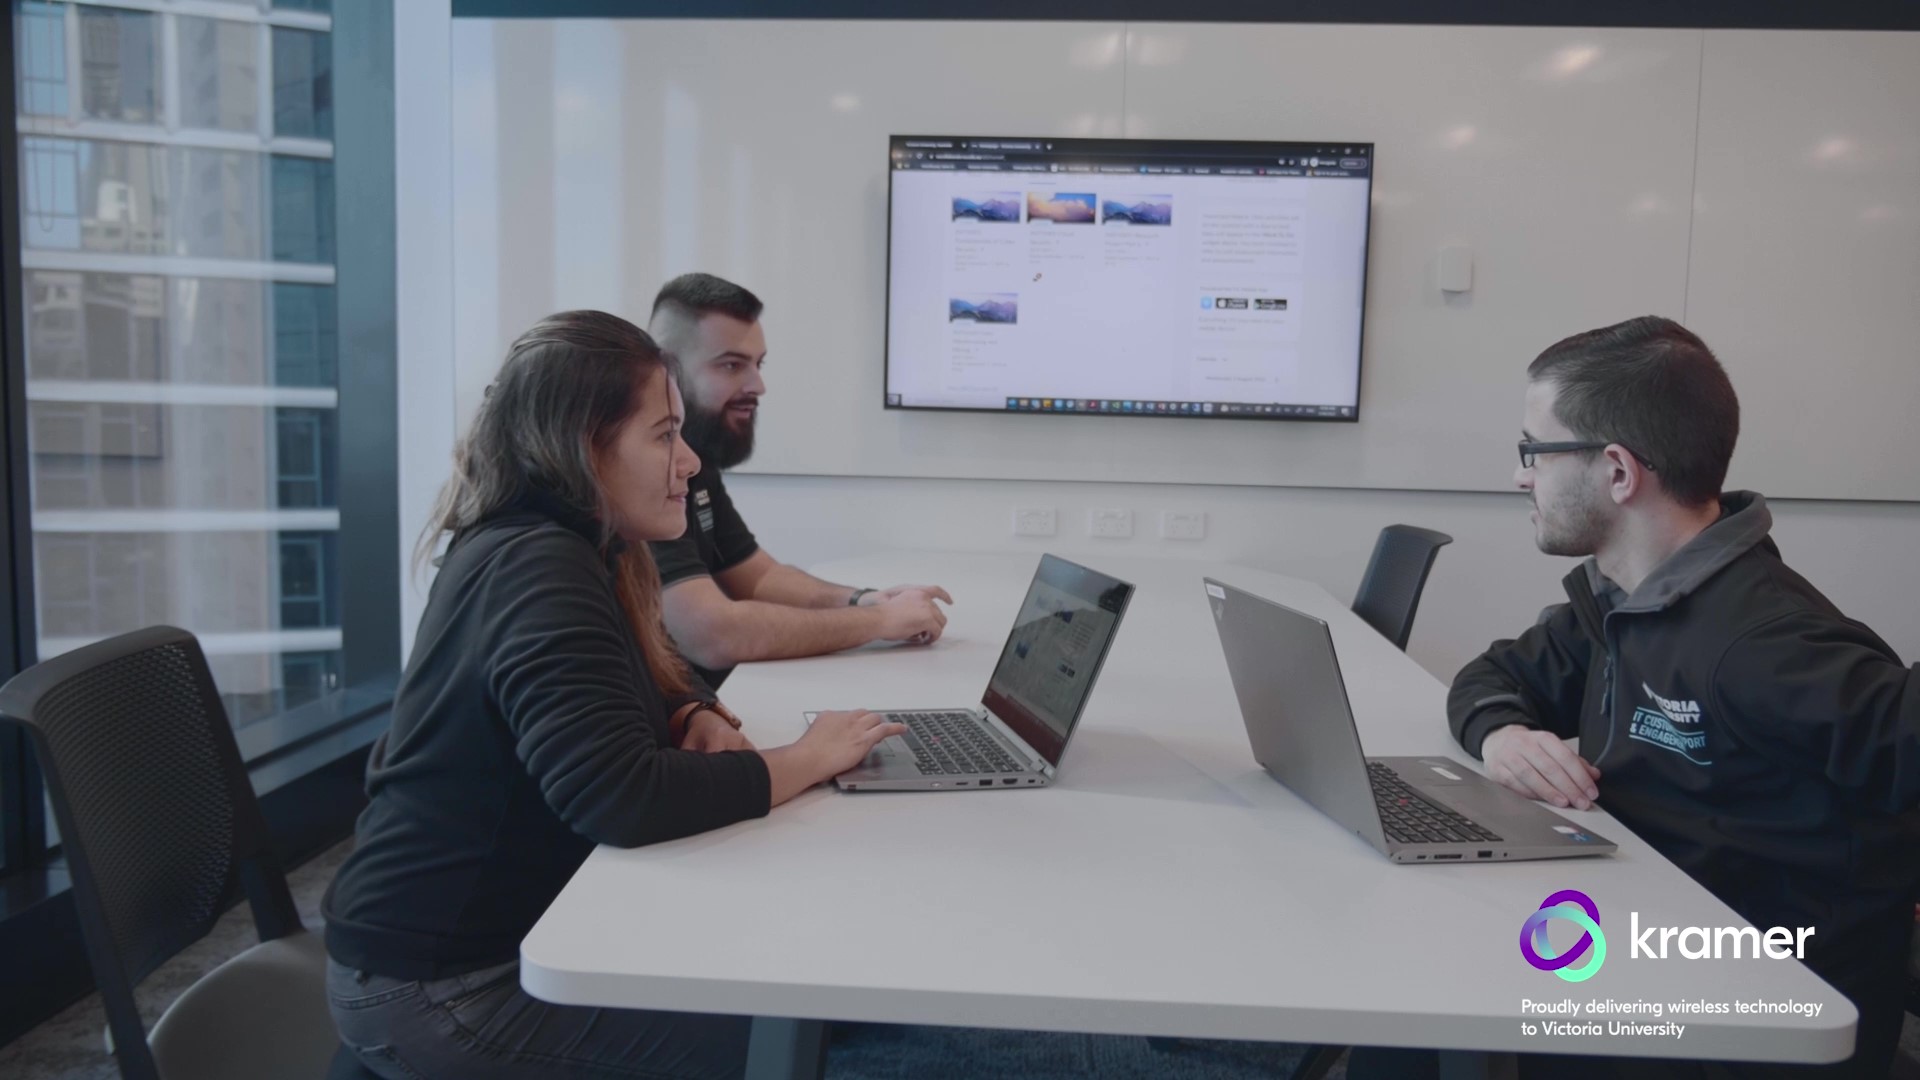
top-left (683, 397), bottom-right (756, 469)
top-left (1533, 481), bottom-right (1611, 558)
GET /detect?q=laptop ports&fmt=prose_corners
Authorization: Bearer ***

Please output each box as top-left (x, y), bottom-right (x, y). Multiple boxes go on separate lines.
top-left (1002, 778), bottom-right (1019, 785)
top-left (1432, 853), bottom-right (1463, 860)
top-left (1478, 850), bottom-right (1492, 859)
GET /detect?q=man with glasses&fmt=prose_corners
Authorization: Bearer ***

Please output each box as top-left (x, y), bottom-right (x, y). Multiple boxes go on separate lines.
top-left (1446, 316), bottom-right (1919, 1078)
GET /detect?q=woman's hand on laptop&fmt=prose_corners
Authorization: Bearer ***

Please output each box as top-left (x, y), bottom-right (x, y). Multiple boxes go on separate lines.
top-left (761, 710), bottom-right (908, 806)
top-left (1481, 725), bottom-right (1601, 811)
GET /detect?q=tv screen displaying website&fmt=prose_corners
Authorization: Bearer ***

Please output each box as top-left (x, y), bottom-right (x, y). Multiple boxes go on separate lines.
top-left (884, 135), bottom-right (1373, 421)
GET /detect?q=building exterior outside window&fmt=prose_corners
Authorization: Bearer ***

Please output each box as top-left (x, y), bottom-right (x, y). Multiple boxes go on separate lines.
top-left (14, 0), bottom-right (340, 730)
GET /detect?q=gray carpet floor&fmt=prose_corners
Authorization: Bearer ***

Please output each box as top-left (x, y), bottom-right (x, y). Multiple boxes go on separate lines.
top-left (0, 838), bottom-right (1912, 1079)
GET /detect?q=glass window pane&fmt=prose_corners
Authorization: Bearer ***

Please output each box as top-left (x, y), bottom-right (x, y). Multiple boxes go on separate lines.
top-left (278, 532), bottom-right (336, 628)
top-left (274, 407), bottom-right (336, 508)
top-left (272, 28), bottom-right (331, 140)
top-left (172, 277), bottom-right (269, 384)
top-left (15, 0), bottom-right (344, 754)
top-left (26, 272), bottom-right (88, 380)
top-left (26, 402), bottom-right (344, 512)
top-left (32, 533), bottom-right (171, 642)
top-left (80, 139), bottom-right (169, 254)
top-left (273, 0), bottom-right (334, 15)
top-left (24, 272), bottom-right (298, 387)
top-left (27, 271), bottom-right (167, 382)
top-left (271, 284), bottom-right (337, 387)
top-left (79, 6), bottom-right (161, 124)
top-left (179, 16), bottom-right (260, 133)
top-left (280, 651), bottom-right (342, 702)
top-left (17, 1), bottom-right (70, 117)
top-left (174, 146), bottom-right (266, 260)
top-left (271, 155), bottom-right (334, 263)
top-left (19, 138), bottom-right (269, 259)
top-left (218, 648), bottom-right (343, 730)
top-left (22, 137), bottom-right (93, 251)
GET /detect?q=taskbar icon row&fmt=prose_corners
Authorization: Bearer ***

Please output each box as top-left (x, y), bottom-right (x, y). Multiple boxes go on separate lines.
top-left (1003, 398), bottom-right (1353, 418)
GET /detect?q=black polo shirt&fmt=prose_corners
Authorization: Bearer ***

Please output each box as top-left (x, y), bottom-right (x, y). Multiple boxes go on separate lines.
top-left (649, 451), bottom-right (759, 688)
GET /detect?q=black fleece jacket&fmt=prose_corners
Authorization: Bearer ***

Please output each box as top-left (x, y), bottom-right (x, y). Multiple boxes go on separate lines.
top-left (324, 492), bottom-right (771, 980)
top-left (1450, 493), bottom-right (1920, 1019)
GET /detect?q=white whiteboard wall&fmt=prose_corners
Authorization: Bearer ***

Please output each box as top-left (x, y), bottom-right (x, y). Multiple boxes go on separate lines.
top-left (1685, 31), bottom-right (1920, 505)
top-left (450, 20), bottom-right (1920, 501)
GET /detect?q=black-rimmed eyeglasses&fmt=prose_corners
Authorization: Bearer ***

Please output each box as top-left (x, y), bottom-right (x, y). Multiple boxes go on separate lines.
top-left (1518, 440), bottom-right (1656, 471)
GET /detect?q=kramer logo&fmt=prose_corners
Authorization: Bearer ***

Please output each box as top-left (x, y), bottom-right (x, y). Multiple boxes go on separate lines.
top-left (1520, 890), bottom-right (1607, 983)
top-left (1520, 890), bottom-right (1816, 982)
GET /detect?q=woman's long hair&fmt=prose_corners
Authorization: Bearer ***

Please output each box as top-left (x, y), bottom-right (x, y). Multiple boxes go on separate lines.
top-left (420, 310), bottom-right (691, 695)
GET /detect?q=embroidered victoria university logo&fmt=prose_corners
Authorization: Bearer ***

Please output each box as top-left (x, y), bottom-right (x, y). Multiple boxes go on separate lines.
top-left (1627, 682), bottom-right (1711, 766)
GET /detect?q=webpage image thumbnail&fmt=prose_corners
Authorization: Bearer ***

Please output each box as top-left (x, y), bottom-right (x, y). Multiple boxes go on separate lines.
top-left (1102, 196), bottom-right (1173, 225)
top-left (952, 191), bottom-right (1022, 223)
top-left (949, 293), bottom-right (1019, 324)
top-left (1027, 192), bottom-right (1096, 224)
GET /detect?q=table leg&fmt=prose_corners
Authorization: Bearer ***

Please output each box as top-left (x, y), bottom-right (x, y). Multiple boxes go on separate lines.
top-left (744, 1017), bottom-right (829, 1080)
top-left (1437, 1049), bottom-right (1519, 1080)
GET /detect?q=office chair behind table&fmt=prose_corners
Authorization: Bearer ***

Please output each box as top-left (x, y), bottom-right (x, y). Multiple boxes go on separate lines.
top-left (1351, 525), bottom-right (1455, 652)
top-left (0, 626), bottom-right (346, 1080)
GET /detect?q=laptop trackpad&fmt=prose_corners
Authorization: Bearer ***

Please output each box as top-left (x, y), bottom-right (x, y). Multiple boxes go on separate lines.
top-left (1407, 758), bottom-right (1471, 785)
top-left (866, 734), bottom-right (905, 765)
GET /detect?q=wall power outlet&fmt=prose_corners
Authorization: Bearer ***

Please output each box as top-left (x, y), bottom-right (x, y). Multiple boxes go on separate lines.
top-left (1160, 511), bottom-right (1207, 540)
top-left (1012, 507), bottom-right (1057, 536)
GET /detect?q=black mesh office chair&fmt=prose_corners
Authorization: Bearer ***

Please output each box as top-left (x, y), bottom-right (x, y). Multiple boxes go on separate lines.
top-left (1351, 525), bottom-right (1455, 652)
top-left (0, 626), bottom-right (347, 1080)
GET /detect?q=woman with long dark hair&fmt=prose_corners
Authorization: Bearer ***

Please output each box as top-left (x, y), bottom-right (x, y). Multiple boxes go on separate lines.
top-left (321, 311), bottom-right (902, 1078)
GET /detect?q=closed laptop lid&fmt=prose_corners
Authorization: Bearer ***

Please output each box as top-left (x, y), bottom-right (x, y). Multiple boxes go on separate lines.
top-left (1205, 579), bottom-right (1388, 850)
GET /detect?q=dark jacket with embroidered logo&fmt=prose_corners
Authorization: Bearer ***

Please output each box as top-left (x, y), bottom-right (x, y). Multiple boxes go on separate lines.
top-left (1449, 492), bottom-right (1920, 1068)
top-left (324, 491), bottom-right (771, 981)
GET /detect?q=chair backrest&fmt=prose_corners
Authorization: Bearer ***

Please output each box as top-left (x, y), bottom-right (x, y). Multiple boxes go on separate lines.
top-left (0, 626), bottom-right (301, 1080)
top-left (1351, 525), bottom-right (1455, 652)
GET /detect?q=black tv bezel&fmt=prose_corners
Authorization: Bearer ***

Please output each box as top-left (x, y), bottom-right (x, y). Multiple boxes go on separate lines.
top-left (881, 133), bottom-right (1374, 425)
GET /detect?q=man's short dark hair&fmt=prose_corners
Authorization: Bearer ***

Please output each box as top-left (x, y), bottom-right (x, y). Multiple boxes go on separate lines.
top-left (650, 273), bottom-right (763, 324)
top-left (1527, 316), bottom-right (1739, 506)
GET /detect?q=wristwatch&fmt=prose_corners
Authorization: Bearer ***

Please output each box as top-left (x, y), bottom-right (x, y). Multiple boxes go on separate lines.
top-left (847, 587), bottom-right (876, 606)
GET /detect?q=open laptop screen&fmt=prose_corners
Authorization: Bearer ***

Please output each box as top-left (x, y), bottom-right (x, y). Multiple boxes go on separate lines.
top-left (980, 555), bottom-right (1133, 766)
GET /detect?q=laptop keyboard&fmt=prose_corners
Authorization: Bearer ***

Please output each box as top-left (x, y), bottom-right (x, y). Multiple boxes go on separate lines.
top-left (1367, 762), bottom-right (1504, 845)
top-left (890, 711), bottom-right (1026, 776)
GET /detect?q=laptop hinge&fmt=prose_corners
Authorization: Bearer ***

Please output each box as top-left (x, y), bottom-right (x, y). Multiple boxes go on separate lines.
top-left (979, 707), bottom-right (1049, 774)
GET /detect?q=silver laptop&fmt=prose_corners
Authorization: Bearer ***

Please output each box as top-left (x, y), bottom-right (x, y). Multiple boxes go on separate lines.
top-left (815, 555), bottom-right (1133, 792)
top-left (1205, 578), bottom-right (1616, 863)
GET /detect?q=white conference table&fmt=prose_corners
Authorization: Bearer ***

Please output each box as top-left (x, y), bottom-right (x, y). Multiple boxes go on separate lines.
top-left (522, 552), bottom-right (1855, 1077)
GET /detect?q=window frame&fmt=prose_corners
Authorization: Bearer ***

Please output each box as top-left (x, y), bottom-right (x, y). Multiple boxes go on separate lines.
top-left (0, 0), bottom-right (395, 1042)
